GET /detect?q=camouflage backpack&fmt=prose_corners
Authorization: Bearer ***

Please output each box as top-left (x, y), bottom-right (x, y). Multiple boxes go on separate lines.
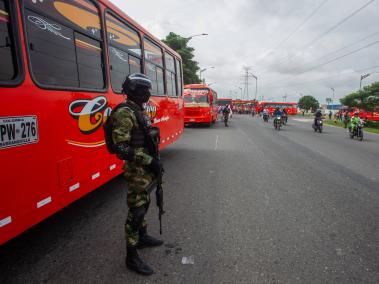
top-left (103, 103), bottom-right (127, 154)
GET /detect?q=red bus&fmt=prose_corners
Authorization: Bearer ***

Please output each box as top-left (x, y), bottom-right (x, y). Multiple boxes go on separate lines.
top-left (217, 98), bottom-right (232, 106)
top-left (257, 102), bottom-right (298, 115)
top-left (183, 84), bottom-right (218, 126)
top-left (0, 0), bottom-right (184, 245)
top-left (232, 100), bottom-right (257, 114)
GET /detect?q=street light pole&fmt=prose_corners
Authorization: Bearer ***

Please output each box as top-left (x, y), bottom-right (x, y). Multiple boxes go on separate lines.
top-left (234, 86), bottom-right (242, 100)
top-left (360, 73), bottom-right (370, 90)
top-left (185, 33), bottom-right (208, 41)
top-left (330, 87), bottom-right (335, 110)
top-left (199, 66), bottom-right (214, 82)
top-left (249, 73), bottom-right (258, 102)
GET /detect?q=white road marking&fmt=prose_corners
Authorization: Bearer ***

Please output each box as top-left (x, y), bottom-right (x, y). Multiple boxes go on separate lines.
top-left (293, 118), bottom-right (312, 123)
top-left (264, 192), bottom-right (270, 205)
top-left (214, 135), bottom-right (219, 151)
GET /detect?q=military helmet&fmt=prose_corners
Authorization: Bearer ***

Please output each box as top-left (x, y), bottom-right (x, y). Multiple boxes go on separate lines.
top-left (122, 73), bottom-right (152, 93)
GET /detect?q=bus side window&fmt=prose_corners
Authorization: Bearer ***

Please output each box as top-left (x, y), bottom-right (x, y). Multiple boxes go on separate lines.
top-left (176, 59), bottom-right (183, 97)
top-left (165, 52), bottom-right (177, 97)
top-left (0, 0), bottom-right (17, 83)
top-left (144, 37), bottom-right (164, 96)
top-left (106, 13), bottom-right (142, 93)
top-left (146, 62), bottom-right (158, 95)
top-left (23, 0), bottom-right (105, 90)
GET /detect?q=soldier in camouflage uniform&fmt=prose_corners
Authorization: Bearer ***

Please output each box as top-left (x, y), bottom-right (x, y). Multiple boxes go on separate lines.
top-left (111, 73), bottom-right (164, 276)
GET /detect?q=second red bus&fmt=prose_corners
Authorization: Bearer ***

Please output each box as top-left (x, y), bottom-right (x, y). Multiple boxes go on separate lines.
top-left (257, 102), bottom-right (298, 116)
top-left (184, 84), bottom-right (218, 126)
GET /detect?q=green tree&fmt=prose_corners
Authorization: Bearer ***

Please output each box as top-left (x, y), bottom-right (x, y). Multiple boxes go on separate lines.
top-left (340, 81), bottom-right (379, 112)
top-left (162, 32), bottom-right (201, 84)
top-left (298, 95), bottom-right (319, 112)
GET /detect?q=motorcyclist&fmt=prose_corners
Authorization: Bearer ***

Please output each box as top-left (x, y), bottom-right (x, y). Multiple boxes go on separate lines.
top-left (222, 104), bottom-right (231, 126)
top-left (273, 107), bottom-right (282, 126)
top-left (262, 108), bottom-right (269, 121)
top-left (314, 109), bottom-right (323, 126)
top-left (349, 111), bottom-right (361, 133)
top-left (282, 108), bottom-right (288, 123)
top-left (343, 111), bottom-right (350, 128)
top-left (273, 107), bottom-right (282, 117)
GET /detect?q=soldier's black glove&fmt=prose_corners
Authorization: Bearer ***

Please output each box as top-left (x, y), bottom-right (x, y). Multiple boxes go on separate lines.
top-left (114, 143), bottom-right (134, 161)
top-left (149, 158), bottom-right (163, 176)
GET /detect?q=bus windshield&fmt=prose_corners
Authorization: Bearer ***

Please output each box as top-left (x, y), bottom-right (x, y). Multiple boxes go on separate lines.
top-left (184, 88), bottom-right (210, 105)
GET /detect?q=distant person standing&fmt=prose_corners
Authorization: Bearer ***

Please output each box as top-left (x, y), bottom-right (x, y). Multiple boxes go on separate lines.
top-left (328, 110), bottom-right (332, 120)
top-left (343, 111), bottom-right (350, 128)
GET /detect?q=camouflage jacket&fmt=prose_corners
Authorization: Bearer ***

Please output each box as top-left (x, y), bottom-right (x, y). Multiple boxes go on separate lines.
top-left (111, 100), bottom-right (153, 170)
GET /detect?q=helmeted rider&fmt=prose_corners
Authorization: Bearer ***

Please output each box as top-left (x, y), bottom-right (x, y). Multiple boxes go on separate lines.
top-left (349, 111), bottom-right (361, 133)
top-left (314, 109), bottom-right (323, 126)
top-left (223, 104), bottom-right (231, 115)
top-left (282, 108), bottom-right (288, 123)
top-left (273, 107), bottom-right (282, 117)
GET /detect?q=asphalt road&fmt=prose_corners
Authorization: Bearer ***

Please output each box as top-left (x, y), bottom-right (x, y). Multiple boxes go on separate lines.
top-left (1, 115), bottom-right (378, 284)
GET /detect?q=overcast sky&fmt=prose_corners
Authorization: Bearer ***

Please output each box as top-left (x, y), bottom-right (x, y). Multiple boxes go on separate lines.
top-left (110, 0), bottom-right (379, 104)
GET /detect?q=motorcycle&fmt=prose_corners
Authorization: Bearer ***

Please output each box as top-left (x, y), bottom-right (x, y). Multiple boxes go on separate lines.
top-left (263, 113), bottom-right (269, 122)
top-left (274, 115), bottom-right (282, 131)
top-left (312, 118), bottom-right (323, 133)
top-left (223, 112), bottom-right (229, 127)
top-left (282, 114), bottom-right (288, 125)
top-left (349, 121), bottom-right (364, 141)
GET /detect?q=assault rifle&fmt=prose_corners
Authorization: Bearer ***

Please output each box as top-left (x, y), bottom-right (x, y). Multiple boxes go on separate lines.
top-left (147, 127), bottom-right (165, 235)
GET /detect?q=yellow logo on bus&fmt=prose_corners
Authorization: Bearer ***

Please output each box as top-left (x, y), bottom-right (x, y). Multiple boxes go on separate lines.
top-left (69, 96), bottom-right (111, 135)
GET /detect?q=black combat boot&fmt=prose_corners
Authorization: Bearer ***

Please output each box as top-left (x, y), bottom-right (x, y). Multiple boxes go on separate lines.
top-left (126, 246), bottom-right (154, 276)
top-left (137, 227), bottom-right (164, 248)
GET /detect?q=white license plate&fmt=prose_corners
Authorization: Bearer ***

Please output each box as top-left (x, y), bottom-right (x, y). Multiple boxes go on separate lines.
top-left (189, 118), bottom-right (195, 122)
top-left (0, 116), bottom-right (39, 149)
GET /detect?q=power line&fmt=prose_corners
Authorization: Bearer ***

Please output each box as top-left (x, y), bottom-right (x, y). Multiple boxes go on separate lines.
top-left (300, 31), bottom-right (379, 67)
top-left (262, 34), bottom-right (379, 87)
top-left (301, 39), bottom-right (379, 73)
top-left (273, 0), bottom-right (376, 67)
top-left (303, 0), bottom-right (376, 49)
top-left (262, 65), bottom-right (379, 90)
top-left (273, 0), bottom-right (329, 50)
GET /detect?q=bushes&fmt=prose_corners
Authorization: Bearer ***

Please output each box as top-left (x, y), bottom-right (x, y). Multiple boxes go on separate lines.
top-left (364, 120), bottom-right (379, 129)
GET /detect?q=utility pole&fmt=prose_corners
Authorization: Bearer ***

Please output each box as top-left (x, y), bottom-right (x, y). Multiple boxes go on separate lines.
top-left (234, 86), bottom-right (242, 100)
top-left (360, 73), bottom-right (370, 90)
top-left (243, 66), bottom-right (251, 100)
top-left (330, 87), bottom-right (335, 106)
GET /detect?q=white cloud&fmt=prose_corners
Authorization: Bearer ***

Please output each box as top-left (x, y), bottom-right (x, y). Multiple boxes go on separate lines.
top-left (109, 0), bottom-right (379, 103)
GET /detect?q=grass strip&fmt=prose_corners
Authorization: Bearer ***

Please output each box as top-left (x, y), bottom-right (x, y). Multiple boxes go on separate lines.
top-left (324, 120), bottom-right (379, 134)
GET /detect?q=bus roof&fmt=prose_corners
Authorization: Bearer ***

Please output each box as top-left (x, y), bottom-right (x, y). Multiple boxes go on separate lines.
top-left (260, 101), bottom-right (297, 105)
top-left (184, 84), bottom-right (210, 89)
top-left (99, 0), bottom-right (181, 59)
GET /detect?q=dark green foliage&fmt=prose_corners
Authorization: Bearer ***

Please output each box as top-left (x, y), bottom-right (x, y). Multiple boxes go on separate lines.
top-left (162, 32), bottom-right (201, 84)
top-left (298, 95), bottom-right (320, 111)
top-left (364, 120), bottom-right (379, 129)
top-left (340, 81), bottom-right (379, 112)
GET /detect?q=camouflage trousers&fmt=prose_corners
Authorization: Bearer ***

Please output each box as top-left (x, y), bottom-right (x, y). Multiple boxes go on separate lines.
top-left (123, 164), bottom-right (154, 247)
